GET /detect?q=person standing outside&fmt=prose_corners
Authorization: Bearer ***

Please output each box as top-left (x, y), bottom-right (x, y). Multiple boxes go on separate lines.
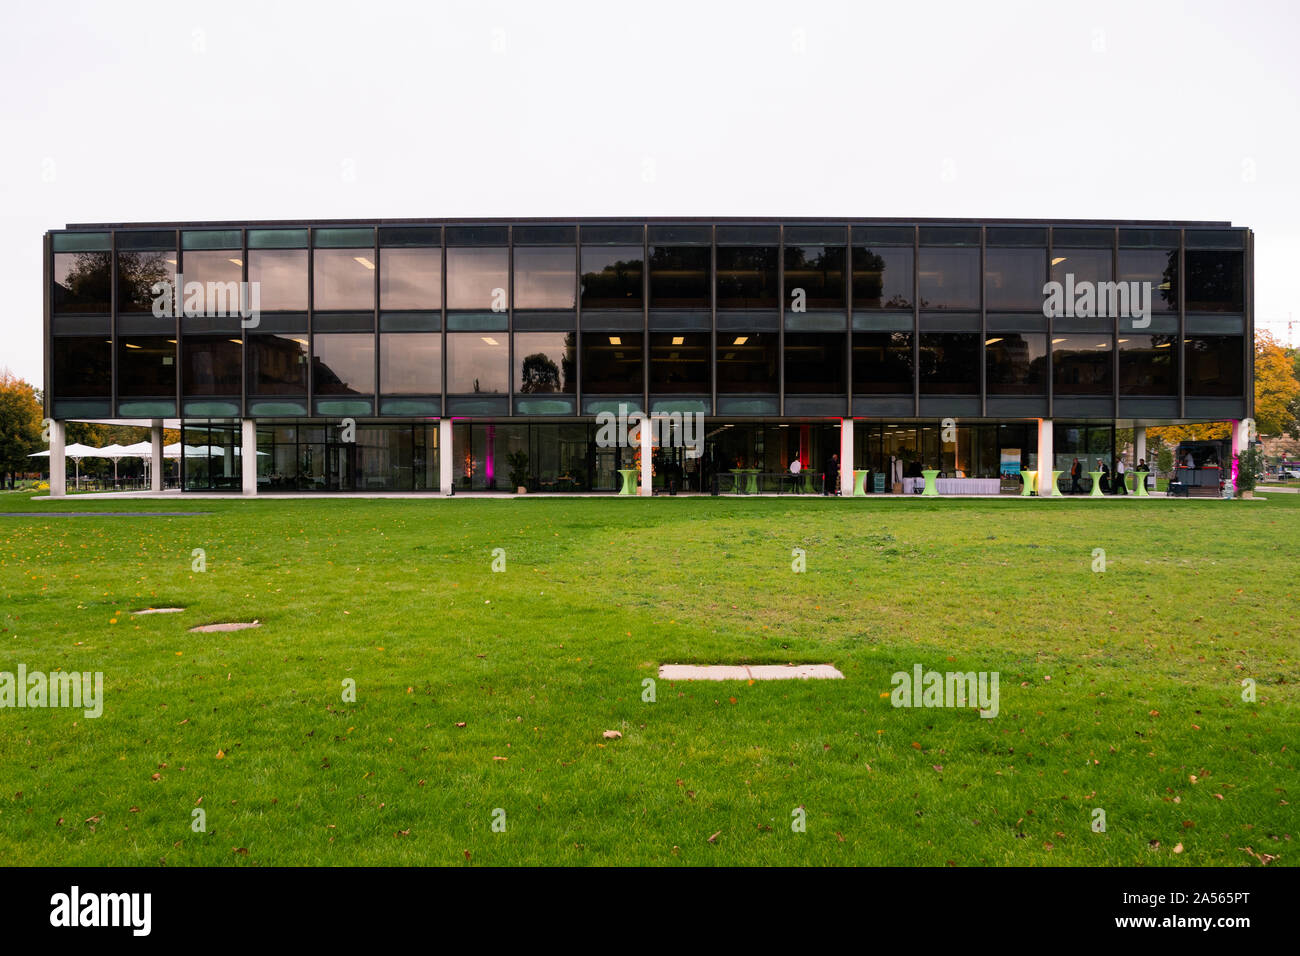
top-left (788, 454), bottom-right (802, 493)
top-left (1136, 457), bottom-right (1150, 492)
top-left (1115, 456), bottom-right (1128, 495)
top-left (1069, 457), bottom-right (1082, 494)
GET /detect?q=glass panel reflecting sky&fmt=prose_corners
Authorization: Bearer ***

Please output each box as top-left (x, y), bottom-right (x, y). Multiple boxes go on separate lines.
top-left (314, 249), bottom-right (375, 310)
top-left (249, 249), bottom-right (307, 311)
top-left (313, 333), bottom-right (375, 395)
top-left (380, 247), bottom-right (442, 310)
top-left (514, 247), bottom-right (576, 309)
top-left (380, 332), bottom-right (441, 394)
top-left (446, 332), bottom-right (507, 392)
top-left (447, 247), bottom-right (508, 310)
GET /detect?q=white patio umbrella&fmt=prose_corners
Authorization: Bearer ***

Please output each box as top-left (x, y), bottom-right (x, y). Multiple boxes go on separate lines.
top-left (98, 443), bottom-right (130, 484)
top-left (118, 440), bottom-right (162, 485)
top-left (62, 442), bottom-right (104, 489)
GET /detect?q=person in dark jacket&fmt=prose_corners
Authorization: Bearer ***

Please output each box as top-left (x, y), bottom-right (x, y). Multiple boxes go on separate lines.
top-left (1069, 457), bottom-right (1082, 494)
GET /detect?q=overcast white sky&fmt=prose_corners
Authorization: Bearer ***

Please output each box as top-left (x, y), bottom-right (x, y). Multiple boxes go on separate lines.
top-left (2, 0), bottom-right (1297, 385)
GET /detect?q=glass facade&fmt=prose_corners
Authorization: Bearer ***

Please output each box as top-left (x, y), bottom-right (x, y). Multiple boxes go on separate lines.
top-left (43, 219), bottom-right (1253, 493)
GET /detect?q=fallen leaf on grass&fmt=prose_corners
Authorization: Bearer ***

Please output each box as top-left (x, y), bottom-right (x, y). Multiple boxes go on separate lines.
top-left (602, 730), bottom-right (622, 740)
top-left (707, 830), bottom-right (721, 844)
top-left (1241, 846), bottom-right (1278, 865)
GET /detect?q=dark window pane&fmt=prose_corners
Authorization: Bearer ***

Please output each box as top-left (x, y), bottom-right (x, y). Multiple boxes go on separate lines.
top-left (446, 247), bottom-right (508, 310)
top-left (785, 332), bottom-right (845, 393)
top-left (852, 247), bottom-right (913, 309)
top-left (118, 251), bottom-right (177, 313)
top-left (581, 332), bottom-right (643, 393)
top-left (985, 333), bottom-right (1047, 395)
top-left (53, 252), bottom-right (112, 313)
top-left (649, 332), bottom-right (710, 392)
top-left (248, 334), bottom-right (308, 395)
top-left (514, 247), bottom-right (576, 309)
top-left (312, 333), bottom-right (375, 395)
top-left (1185, 251), bottom-right (1244, 312)
top-left (1052, 334), bottom-right (1112, 395)
top-left (1118, 334), bottom-right (1176, 396)
top-left (118, 336), bottom-right (176, 396)
top-left (380, 333), bottom-right (441, 394)
top-left (446, 332), bottom-right (507, 393)
top-left (716, 332), bottom-right (777, 393)
top-left (984, 248), bottom-right (1045, 311)
top-left (1050, 248), bottom-right (1111, 288)
top-left (380, 247), bottom-right (441, 310)
top-left (716, 246), bottom-right (778, 309)
top-left (514, 332), bottom-right (576, 393)
top-left (581, 246), bottom-right (643, 309)
top-left (181, 250), bottom-right (244, 317)
top-left (918, 248), bottom-right (979, 310)
top-left (52, 336), bottom-right (111, 397)
top-left (919, 332), bottom-right (979, 393)
top-left (1118, 249), bottom-right (1178, 311)
top-left (1185, 335), bottom-right (1243, 395)
top-left (852, 332), bottom-right (913, 394)
top-left (249, 249), bottom-right (307, 310)
top-left (314, 249), bottom-right (375, 310)
top-left (784, 245), bottom-right (845, 309)
top-left (649, 246), bottom-right (709, 308)
top-left (183, 336), bottom-right (242, 395)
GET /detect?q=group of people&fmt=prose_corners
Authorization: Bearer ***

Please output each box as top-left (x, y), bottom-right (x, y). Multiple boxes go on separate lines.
top-left (1067, 457), bottom-right (1150, 495)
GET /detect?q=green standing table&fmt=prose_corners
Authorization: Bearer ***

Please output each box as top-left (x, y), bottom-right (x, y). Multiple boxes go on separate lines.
top-left (1089, 471), bottom-right (1105, 497)
top-left (1020, 470), bottom-right (1037, 496)
top-left (921, 469), bottom-right (939, 496)
top-left (618, 468), bottom-right (638, 496)
top-left (1049, 469), bottom-right (1064, 497)
top-left (1133, 472), bottom-right (1149, 497)
top-left (853, 470), bottom-right (868, 496)
top-left (802, 472), bottom-right (816, 494)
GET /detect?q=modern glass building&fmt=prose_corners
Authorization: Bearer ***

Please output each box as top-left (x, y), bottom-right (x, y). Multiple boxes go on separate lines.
top-left (42, 218), bottom-right (1254, 495)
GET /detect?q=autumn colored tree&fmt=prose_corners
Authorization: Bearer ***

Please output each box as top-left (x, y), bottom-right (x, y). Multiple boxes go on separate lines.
top-left (0, 369), bottom-right (44, 487)
top-left (1252, 331), bottom-right (1299, 436)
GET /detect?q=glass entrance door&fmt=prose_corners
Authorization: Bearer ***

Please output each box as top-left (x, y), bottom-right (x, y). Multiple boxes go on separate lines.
top-left (325, 442), bottom-right (356, 491)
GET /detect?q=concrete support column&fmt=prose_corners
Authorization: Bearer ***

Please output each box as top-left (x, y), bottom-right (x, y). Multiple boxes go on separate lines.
top-left (439, 418), bottom-right (454, 495)
top-left (1134, 425), bottom-right (1147, 491)
top-left (150, 420), bottom-right (163, 493)
top-left (240, 419), bottom-right (257, 496)
top-left (639, 414), bottom-right (653, 496)
top-left (48, 419), bottom-right (66, 497)
top-left (839, 419), bottom-right (854, 496)
top-left (1230, 418), bottom-right (1252, 486)
top-left (1036, 418), bottom-right (1054, 496)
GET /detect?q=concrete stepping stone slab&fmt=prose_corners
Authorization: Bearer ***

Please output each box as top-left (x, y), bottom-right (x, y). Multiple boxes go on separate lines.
top-left (132, 607), bottom-right (185, 615)
top-left (188, 621), bottom-right (261, 633)
top-left (659, 663), bottom-right (843, 681)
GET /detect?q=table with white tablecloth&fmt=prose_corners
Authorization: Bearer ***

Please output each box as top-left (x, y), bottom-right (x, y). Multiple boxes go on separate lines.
top-left (901, 477), bottom-right (1001, 495)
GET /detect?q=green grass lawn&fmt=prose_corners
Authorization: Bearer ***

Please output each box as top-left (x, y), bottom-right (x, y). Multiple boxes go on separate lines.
top-left (1, 491), bottom-right (1295, 866)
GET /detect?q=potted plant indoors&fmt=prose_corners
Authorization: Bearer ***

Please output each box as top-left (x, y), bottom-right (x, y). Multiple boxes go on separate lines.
top-left (507, 450), bottom-right (530, 494)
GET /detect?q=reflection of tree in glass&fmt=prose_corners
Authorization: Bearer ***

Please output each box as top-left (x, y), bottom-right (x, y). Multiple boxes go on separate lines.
top-left (118, 252), bottom-right (172, 311)
top-left (1159, 251), bottom-right (1178, 311)
top-left (520, 353), bottom-right (560, 393)
top-left (583, 259), bottom-right (642, 301)
top-left (55, 252), bottom-right (112, 310)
